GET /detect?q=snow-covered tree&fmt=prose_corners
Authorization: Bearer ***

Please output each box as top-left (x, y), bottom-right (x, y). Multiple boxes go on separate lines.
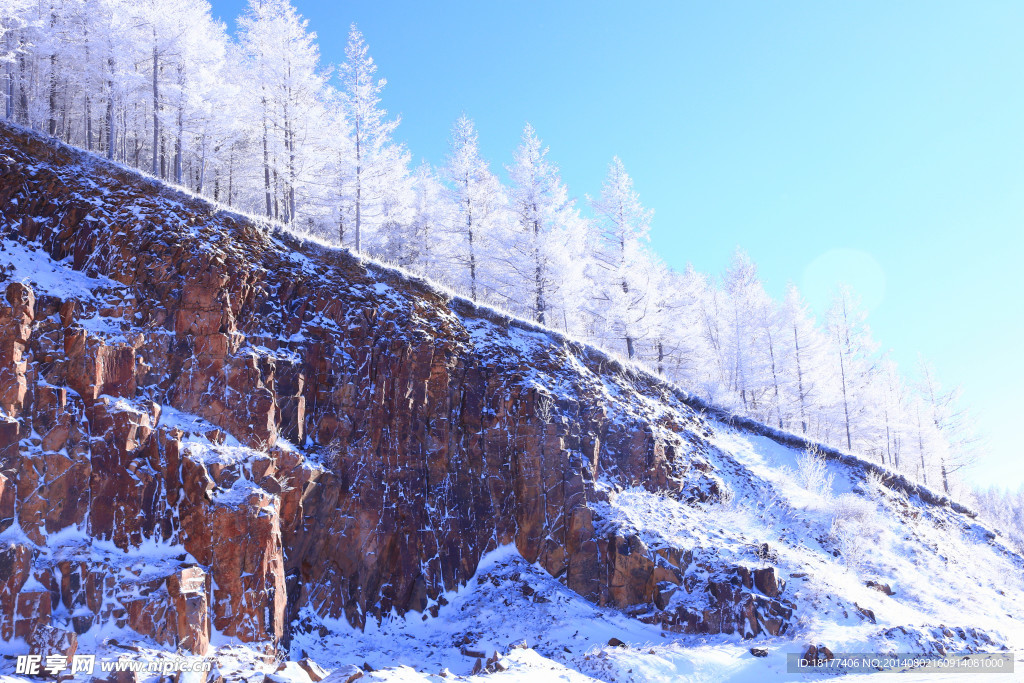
top-left (826, 285), bottom-right (879, 453)
top-left (239, 0), bottom-right (331, 222)
top-left (503, 123), bottom-right (578, 326)
top-left (589, 157), bottom-right (654, 359)
top-left (337, 23), bottom-right (410, 254)
top-left (915, 358), bottom-right (979, 493)
top-left (779, 284), bottom-right (828, 435)
top-left (443, 114), bottom-right (507, 299)
top-left (720, 249), bottom-right (773, 414)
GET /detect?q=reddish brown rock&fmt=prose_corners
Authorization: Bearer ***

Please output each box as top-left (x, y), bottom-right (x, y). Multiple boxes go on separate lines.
top-left (754, 567), bottom-right (783, 598)
top-left (0, 282), bottom-right (34, 416)
top-left (63, 329), bottom-right (137, 402)
top-left (0, 544), bottom-right (33, 640)
top-left (179, 458), bottom-right (285, 644)
top-left (28, 623), bottom-right (78, 667)
top-left (167, 567), bottom-right (212, 654)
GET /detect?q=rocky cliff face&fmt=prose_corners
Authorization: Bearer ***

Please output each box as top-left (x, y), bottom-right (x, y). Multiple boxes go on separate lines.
top-left (0, 124), bottom-right (798, 663)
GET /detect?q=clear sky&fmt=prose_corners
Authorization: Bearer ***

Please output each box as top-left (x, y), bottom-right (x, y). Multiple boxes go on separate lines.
top-left (209, 0), bottom-right (1024, 491)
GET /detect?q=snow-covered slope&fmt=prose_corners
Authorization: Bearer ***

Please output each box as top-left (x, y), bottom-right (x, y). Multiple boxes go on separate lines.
top-left (1, 123), bottom-right (1022, 683)
top-left (75, 421), bottom-right (1019, 683)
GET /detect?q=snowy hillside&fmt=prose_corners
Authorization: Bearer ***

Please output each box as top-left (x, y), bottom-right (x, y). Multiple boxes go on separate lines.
top-left (0, 121), bottom-right (1022, 683)
top-left (4, 424), bottom-right (1016, 683)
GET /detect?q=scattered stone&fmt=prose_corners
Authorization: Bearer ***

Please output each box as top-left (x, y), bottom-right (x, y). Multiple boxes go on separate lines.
top-left (297, 657), bottom-right (329, 682)
top-left (866, 581), bottom-right (895, 596)
top-left (321, 665), bottom-right (363, 683)
top-left (855, 604), bottom-right (877, 624)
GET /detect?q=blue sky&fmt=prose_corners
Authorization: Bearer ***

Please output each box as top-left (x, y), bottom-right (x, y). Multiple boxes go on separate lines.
top-left (210, 1), bottom-right (1024, 490)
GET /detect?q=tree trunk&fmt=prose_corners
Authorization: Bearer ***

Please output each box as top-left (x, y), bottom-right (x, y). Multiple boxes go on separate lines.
top-left (17, 53), bottom-right (28, 123)
top-left (152, 40), bottom-right (159, 176)
top-left (262, 101), bottom-right (272, 216)
top-left (285, 77), bottom-right (296, 223)
top-left (174, 63), bottom-right (183, 185)
top-left (916, 408), bottom-right (928, 486)
top-left (48, 52), bottom-right (58, 136)
top-left (106, 59), bottom-right (115, 160)
top-left (883, 408), bottom-right (892, 468)
top-left (273, 168), bottom-right (280, 220)
top-left (838, 345), bottom-right (852, 451)
top-left (767, 329), bottom-right (783, 429)
top-left (174, 108), bottom-right (183, 184)
top-left (355, 128), bottom-right (362, 252)
top-left (466, 189), bottom-right (476, 299)
top-left (197, 138), bottom-right (207, 194)
top-left (533, 213), bottom-right (544, 324)
top-left (4, 60), bottom-right (11, 119)
top-left (85, 96), bottom-right (93, 150)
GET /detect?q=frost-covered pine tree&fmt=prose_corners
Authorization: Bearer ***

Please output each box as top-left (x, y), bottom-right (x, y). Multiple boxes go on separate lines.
top-left (779, 284), bottom-right (828, 435)
top-left (826, 285), bottom-right (879, 453)
top-left (589, 157), bottom-right (654, 360)
top-left (915, 358), bottom-right (978, 493)
top-left (720, 249), bottom-right (772, 414)
top-left (1, 0), bottom-right (34, 121)
top-left (444, 115), bottom-right (507, 300)
top-left (239, 0), bottom-right (331, 223)
top-left (337, 23), bottom-right (410, 255)
top-left (503, 124), bottom-right (577, 325)
top-left (406, 163), bottom-right (449, 276)
top-left (645, 259), bottom-right (705, 379)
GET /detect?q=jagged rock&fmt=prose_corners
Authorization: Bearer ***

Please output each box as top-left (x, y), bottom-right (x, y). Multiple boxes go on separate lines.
top-left (855, 603), bottom-right (877, 624)
top-left (321, 666), bottom-right (363, 683)
top-left (753, 567), bottom-right (783, 598)
top-left (297, 657), bottom-right (329, 682)
top-left (866, 580), bottom-right (895, 595)
top-left (0, 282), bottom-right (34, 417)
top-left (27, 623), bottom-right (78, 667)
top-left (803, 644), bottom-right (834, 663)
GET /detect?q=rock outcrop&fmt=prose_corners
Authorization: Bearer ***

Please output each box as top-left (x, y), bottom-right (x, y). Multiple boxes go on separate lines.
top-left (0, 124), bottom-right (794, 652)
